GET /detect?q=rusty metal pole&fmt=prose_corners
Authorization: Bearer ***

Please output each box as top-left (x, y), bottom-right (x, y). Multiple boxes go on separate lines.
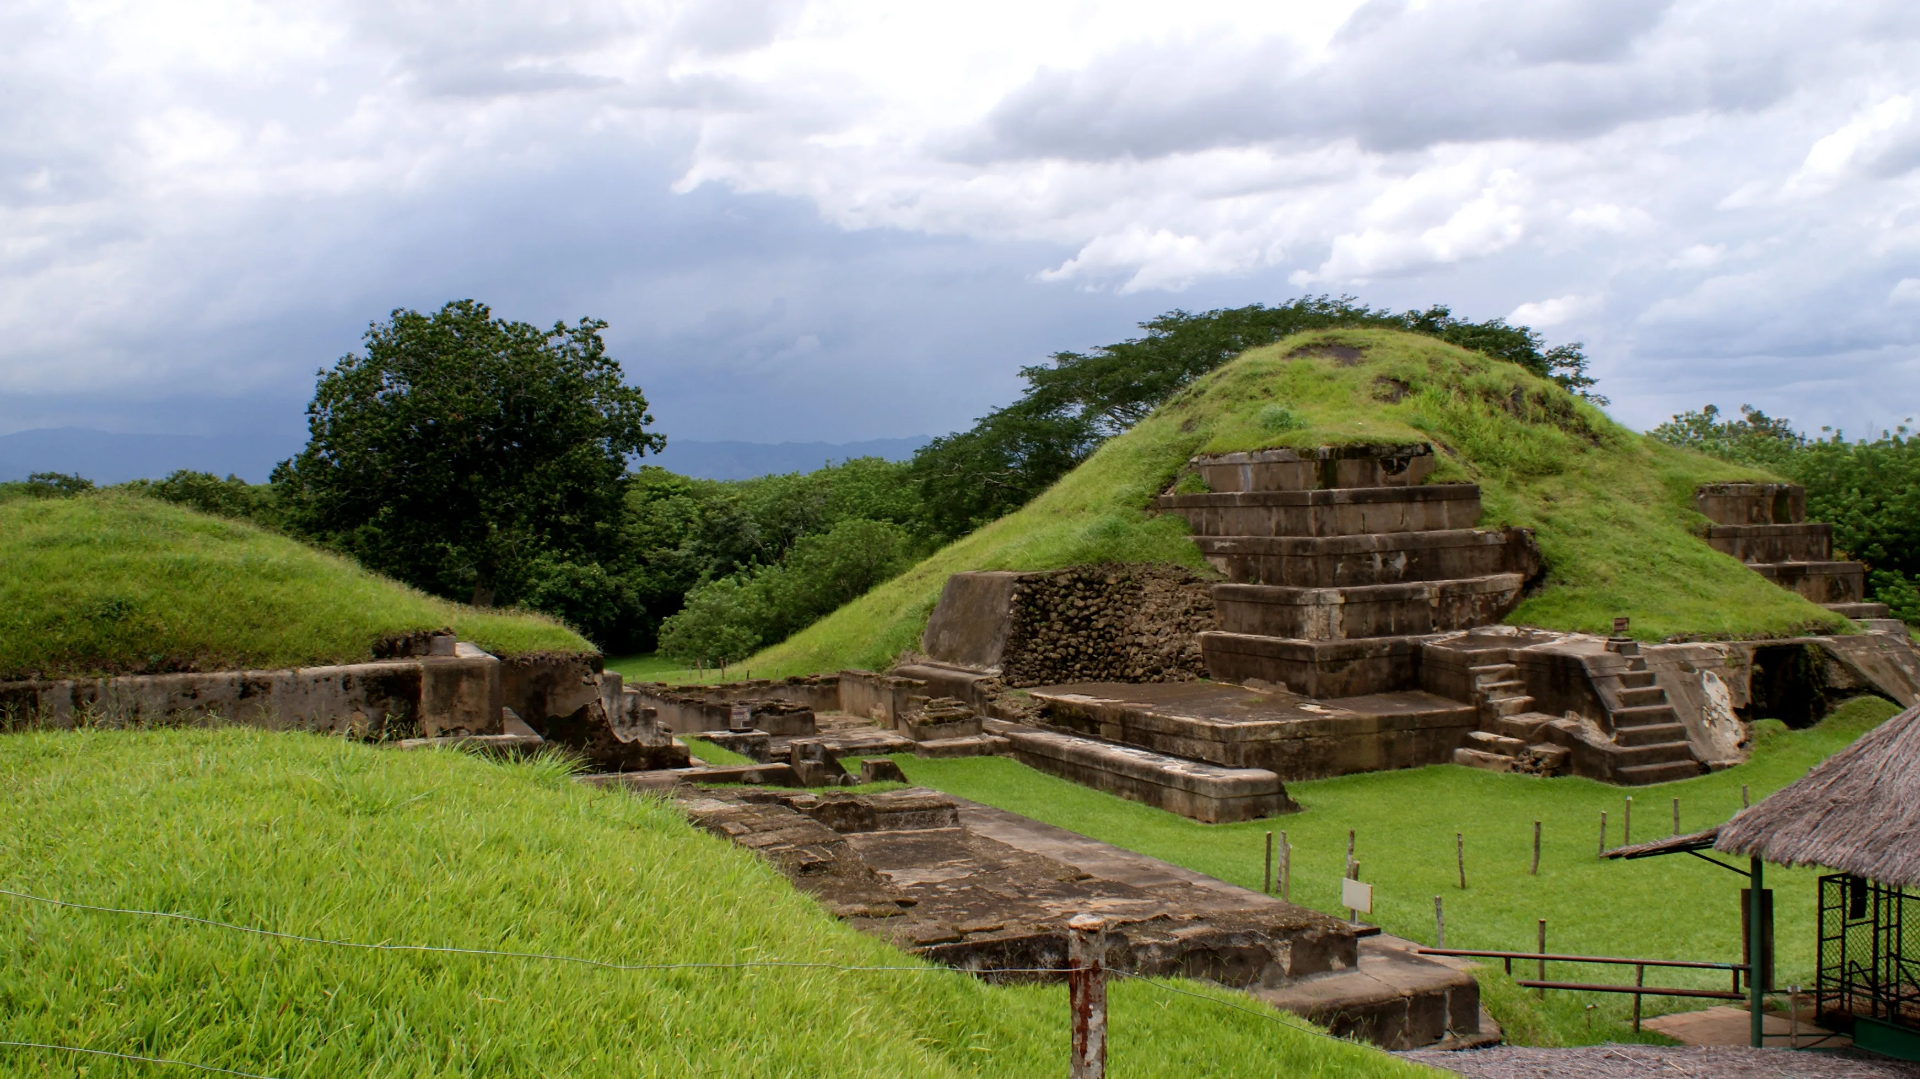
top-left (1068, 914), bottom-right (1108, 1079)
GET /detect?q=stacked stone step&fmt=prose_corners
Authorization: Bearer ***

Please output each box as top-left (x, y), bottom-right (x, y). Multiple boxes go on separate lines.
top-left (1452, 663), bottom-right (1571, 775)
top-left (1695, 483), bottom-right (1889, 619)
top-left (1589, 638), bottom-right (1700, 784)
top-left (1156, 445), bottom-right (1541, 697)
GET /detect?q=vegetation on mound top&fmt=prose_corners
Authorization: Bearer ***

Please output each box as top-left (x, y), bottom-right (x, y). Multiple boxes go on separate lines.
top-left (749, 328), bottom-right (1844, 676)
top-left (0, 729), bottom-right (1425, 1078)
top-left (0, 492), bottom-right (590, 679)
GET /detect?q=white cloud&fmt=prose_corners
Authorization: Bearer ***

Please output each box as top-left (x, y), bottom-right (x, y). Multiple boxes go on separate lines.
top-left (1510, 294), bottom-right (1601, 327)
top-left (1668, 243), bottom-right (1725, 269)
top-left (1891, 278), bottom-right (1920, 304)
top-left (4, 0), bottom-right (1920, 439)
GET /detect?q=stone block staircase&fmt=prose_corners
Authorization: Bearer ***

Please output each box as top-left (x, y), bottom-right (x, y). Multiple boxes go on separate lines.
top-left (1447, 640), bottom-right (1699, 785)
top-left (1696, 482), bottom-right (1889, 620)
top-left (1157, 445), bottom-right (1540, 696)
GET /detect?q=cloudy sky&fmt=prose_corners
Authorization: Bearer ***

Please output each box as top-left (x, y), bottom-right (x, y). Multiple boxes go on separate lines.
top-left (6, 0), bottom-right (1920, 450)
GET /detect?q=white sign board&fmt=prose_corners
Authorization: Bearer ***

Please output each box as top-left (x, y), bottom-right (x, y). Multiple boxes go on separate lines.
top-left (729, 703), bottom-right (752, 730)
top-left (1341, 877), bottom-right (1374, 915)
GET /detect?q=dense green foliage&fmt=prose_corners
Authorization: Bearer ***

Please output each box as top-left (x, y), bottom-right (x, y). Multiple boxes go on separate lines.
top-left (1652, 404), bottom-right (1920, 622)
top-left (0, 492), bottom-right (588, 678)
top-left (123, 469), bottom-right (281, 523)
top-left (897, 695), bottom-right (1901, 1048)
top-left (908, 297), bottom-right (1602, 535)
top-left (0, 728), bottom-right (1427, 1079)
top-left (750, 328), bottom-right (1839, 677)
top-left (657, 517), bottom-right (924, 666)
top-left (0, 470), bottom-right (96, 501)
top-left (272, 300), bottom-right (664, 609)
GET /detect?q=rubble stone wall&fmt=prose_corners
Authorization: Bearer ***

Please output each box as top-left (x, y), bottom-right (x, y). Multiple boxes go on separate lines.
top-left (999, 565), bottom-right (1218, 687)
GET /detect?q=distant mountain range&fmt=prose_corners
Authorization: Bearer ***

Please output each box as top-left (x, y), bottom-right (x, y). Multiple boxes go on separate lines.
top-left (0, 428), bottom-right (932, 485)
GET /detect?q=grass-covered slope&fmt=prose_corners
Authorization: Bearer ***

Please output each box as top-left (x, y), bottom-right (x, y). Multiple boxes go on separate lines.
top-left (0, 729), bottom-right (1425, 1078)
top-left (752, 328), bottom-right (1844, 676)
top-left (0, 492), bottom-right (590, 679)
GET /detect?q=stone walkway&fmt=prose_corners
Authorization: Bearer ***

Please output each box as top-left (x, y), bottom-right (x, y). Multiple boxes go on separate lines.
top-left (1402, 1045), bottom-right (1920, 1078)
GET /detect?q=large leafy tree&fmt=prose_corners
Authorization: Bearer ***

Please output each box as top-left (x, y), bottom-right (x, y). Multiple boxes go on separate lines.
top-left (274, 300), bottom-right (663, 607)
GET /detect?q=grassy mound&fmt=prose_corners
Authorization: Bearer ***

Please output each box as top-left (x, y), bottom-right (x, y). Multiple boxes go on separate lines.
top-left (0, 492), bottom-right (590, 679)
top-left (0, 729), bottom-right (1424, 1078)
top-left (752, 328), bottom-right (1844, 676)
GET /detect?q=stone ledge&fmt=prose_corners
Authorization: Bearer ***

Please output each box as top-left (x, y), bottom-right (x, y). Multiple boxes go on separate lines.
top-left (996, 724), bottom-right (1294, 823)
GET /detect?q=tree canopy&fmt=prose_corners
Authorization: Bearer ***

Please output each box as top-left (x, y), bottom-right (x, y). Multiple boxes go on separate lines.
top-left (272, 300), bottom-right (662, 608)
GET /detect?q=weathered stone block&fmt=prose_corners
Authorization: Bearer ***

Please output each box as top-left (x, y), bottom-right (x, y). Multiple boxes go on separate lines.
top-left (1000, 725), bottom-right (1294, 823)
top-left (1192, 527), bottom-right (1539, 587)
top-left (859, 758), bottom-right (908, 784)
top-left (1211, 574), bottom-right (1526, 641)
top-left (1156, 484), bottom-right (1482, 538)
top-left (1187, 444), bottom-right (1435, 494)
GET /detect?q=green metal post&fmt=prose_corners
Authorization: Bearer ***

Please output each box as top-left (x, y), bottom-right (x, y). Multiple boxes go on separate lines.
top-left (1750, 857), bottom-right (1765, 1048)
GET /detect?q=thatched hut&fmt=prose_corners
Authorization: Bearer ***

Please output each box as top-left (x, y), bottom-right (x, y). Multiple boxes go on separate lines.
top-left (1716, 703), bottom-right (1920, 1058)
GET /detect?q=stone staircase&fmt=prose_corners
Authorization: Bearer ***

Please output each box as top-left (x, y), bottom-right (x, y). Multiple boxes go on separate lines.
top-left (1443, 641), bottom-right (1699, 784)
top-left (1696, 482), bottom-right (1889, 620)
top-left (1156, 445), bottom-right (1540, 696)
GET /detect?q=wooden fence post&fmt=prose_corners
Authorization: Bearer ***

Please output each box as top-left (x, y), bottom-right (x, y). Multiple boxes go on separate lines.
top-left (1069, 914), bottom-right (1108, 1079)
top-left (1434, 895), bottom-right (1445, 948)
top-left (1598, 811), bottom-right (1607, 858)
top-left (1457, 832), bottom-right (1466, 889)
top-left (1537, 919), bottom-right (1548, 999)
top-left (1264, 831), bottom-right (1273, 895)
top-left (1532, 820), bottom-right (1541, 875)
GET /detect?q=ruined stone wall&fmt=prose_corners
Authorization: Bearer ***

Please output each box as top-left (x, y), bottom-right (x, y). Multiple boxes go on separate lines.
top-left (999, 565), bottom-right (1217, 687)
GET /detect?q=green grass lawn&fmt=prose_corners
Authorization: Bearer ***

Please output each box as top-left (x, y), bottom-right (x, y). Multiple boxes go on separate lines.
top-left (0, 728), bottom-right (1435, 1078)
top-left (746, 328), bottom-right (1840, 678)
top-left (0, 493), bottom-right (592, 679)
top-left (888, 696), bottom-right (1902, 1047)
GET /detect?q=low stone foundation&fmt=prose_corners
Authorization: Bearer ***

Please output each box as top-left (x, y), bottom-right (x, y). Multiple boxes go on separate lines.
top-left (991, 720), bottom-right (1295, 822)
top-left (0, 646), bottom-right (502, 738)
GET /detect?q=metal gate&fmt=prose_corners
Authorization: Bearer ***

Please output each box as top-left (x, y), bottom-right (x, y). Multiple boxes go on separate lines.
top-left (1818, 873), bottom-right (1920, 1029)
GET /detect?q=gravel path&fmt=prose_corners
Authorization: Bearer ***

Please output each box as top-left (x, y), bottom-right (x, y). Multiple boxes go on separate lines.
top-left (1400, 1045), bottom-right (1920, 1079)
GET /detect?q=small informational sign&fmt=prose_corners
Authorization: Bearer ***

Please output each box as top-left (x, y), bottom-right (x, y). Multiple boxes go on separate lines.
top-left (729, 703), bottom-right (752, 731)
top-left (1341, 877), bottom-right (1374, 915)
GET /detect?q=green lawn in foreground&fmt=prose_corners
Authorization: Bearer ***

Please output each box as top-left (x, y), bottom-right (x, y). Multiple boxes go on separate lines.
top-left (0, 729), bottom-right (1433, 1078)
top-left (748, 328), bottom-right (1841, 678)
top-left (891, 696), bottom-right (1901, 1048)
top-left (0, 493), bottom-right (591, 679)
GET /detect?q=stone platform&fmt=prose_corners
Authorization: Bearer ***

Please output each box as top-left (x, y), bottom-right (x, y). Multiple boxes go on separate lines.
top-left (984, 720), bottom-right (1294, 822)
top-left (672, 785), bottom-right (1482, 1050)
top-left (1022, 680), bottom-right (1477, 781)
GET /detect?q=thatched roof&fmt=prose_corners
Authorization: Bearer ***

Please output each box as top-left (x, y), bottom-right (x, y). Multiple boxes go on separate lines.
top-left (1603, 828), bottom-right (1720, 861)
top-left (1716, 703), bottom-right (1920, 886)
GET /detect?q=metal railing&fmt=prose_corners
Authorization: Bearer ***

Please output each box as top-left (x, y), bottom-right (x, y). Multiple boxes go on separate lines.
top-left (1417, 947), bottom-right (1750, 1030)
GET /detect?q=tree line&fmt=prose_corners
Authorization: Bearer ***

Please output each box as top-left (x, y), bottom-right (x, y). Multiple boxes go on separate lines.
top-left (11, 296), bottom-right (1609, 664)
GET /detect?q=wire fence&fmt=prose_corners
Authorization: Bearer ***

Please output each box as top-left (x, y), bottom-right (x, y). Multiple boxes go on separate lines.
top-left (0, 884), bottom-right (1380, 1078)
